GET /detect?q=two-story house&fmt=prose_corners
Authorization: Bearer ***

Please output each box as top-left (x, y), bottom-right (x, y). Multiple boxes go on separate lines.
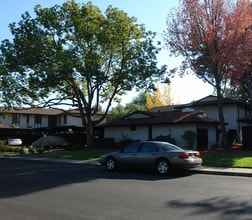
top-left (0, 107), bottom-right (106, 145)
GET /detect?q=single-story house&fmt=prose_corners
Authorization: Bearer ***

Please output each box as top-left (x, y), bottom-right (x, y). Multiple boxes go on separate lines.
top-left (104, 110), bottom-right (219, 150)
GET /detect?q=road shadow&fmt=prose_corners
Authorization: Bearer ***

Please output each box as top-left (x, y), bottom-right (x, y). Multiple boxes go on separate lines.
top-left (0, 159), bottom-right (190, 198)
top-left (166, 196), bottom-right (252, 219)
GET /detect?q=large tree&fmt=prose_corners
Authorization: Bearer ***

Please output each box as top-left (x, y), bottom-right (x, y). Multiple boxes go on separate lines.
top-left (165, 0), bottom-right (251, 148)
top-left (0, 1), bottom-right (166, 147)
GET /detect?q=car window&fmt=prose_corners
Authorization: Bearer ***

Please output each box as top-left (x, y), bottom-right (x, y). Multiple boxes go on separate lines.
top-left (123, 143), bottom-right (141, 153)
top-left (159, 142), bottom-right (182, 151)
top-left (140, 143), bottom-right (159, 152)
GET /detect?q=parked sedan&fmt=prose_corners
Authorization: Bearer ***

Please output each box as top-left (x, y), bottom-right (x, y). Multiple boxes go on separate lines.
top-left (99, 141), bottom-right (202, 174)
top-left (7, 138), bottom-right (22, 146)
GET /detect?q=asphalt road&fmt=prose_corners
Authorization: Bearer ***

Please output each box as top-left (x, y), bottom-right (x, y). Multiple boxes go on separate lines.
top-left (0, 159), bottom-right (251, 220)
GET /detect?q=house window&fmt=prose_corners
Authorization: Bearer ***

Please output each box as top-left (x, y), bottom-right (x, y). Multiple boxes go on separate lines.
top-left (63, 114), bottom-right (67, 124)
top-left (48, 116), bottom-right (56, 127)
top-left (130, 125), bottom-right (136, 131)
top-left (26, 115), bottom-right (30, 127)
top-left (26, 115), bottom-right (30, 123)
top-left (12, 114), bottom-right (20, 126)
top-left (35, 115), bottom-right (42, 128)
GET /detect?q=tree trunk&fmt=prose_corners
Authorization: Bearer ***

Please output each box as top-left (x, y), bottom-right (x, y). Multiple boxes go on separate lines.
top-left (216, 86), bottom-right (229, 149)
top-left (85, 122), bottom-right (94, 148)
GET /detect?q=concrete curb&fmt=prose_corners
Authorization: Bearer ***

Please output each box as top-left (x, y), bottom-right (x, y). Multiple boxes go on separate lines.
top-left (190, 166), bottom-right (252, 177)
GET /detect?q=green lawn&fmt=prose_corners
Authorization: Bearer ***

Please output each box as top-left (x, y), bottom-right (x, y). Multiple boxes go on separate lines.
top-left (41, 148), bottom-right (114, 161)
top-left (201, 150), bottom-right (252, 168)
top-left (1, 148), bottom-right (252, 169)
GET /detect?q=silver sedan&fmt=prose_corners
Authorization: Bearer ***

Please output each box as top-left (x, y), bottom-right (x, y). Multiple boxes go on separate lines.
top-left (99, 141), bottom-right (202, 175)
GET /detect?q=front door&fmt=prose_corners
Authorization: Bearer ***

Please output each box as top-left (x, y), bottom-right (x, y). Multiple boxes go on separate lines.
top-left (197, 128), bottom-right (208, 150)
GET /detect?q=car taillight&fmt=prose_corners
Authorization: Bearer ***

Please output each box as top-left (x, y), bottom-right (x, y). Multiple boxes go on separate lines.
top-left (178, 152), bottom-right (201, 158)
top-left (195, 152), bottom-right (201, 157)
top-left (178, 153), bottom-right (190, 158)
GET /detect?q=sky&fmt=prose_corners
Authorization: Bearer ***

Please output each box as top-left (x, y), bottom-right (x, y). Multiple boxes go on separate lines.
top-left (0, 0), bottom-right (214, 105)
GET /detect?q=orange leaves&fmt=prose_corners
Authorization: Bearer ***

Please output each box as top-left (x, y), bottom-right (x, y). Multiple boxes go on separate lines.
top-left (165, 0), bottom-right (252, 80)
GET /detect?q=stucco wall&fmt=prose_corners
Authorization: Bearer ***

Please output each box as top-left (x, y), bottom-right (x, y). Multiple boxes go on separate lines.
top-left (0, 114), bottom-right (50, 128)
top-left (104, 126), bottom-right (149, 142)
top-left (152, 124), bottom-right (196, 147)
top-left (105, 123), bottom-right (217, 149)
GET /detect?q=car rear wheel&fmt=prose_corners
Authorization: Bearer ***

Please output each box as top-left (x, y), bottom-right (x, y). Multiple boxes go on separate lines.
top-left (156, 159), bottom-right (170, 175)
top-left (105, 157), bottom-right (117, 171)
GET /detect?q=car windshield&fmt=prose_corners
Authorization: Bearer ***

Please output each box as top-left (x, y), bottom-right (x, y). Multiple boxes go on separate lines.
top-left (159, 142), bottom-right (183, 151)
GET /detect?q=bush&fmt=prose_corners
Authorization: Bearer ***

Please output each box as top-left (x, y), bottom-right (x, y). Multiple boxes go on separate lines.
top-left (181, 130), bottom-right (197, 150)
top-left (152, 134), bottom-right (175, 144)
top-left (0, 144), bottom-right (22, 153)
top-left (8, 146), bottom-right (22, 153)
top-left (0, 145), bottom-right (9, 152)
top-left (0, 140), bottom-right (4, 147)
top-left (36, 147), bottom-right (45, 154)
top-left (118, 134), bottom-right (138, 148)
top-left (28, 146), bottom-right (37, 154)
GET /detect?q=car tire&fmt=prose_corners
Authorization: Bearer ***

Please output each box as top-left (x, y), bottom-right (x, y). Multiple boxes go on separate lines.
top-left (105, 157), bottom-right (117, 171)
top-left (156, 159), bottom-right (170, 175)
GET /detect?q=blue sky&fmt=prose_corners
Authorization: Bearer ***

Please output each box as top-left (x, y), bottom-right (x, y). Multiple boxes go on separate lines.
top-left (0, 0), bottom-right (213, 104)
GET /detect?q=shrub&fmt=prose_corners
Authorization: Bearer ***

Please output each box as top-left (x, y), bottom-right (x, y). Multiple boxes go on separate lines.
top-left (28, 146), bottom-right (37, 154)
top-left (181, 130), bottom-right (197, 150)
top-left (0, 145), bottom-right (9, 152)
top-left (0, 140), bottom-right (4, 147)
top-left (36, 147), bottom-right (45, 154)
top-left (8, 146), bottom-right (22, 153)
top-left (152, 134), bottom-right (175, 144)
top-left (119, 134), bottom-right (138, 148)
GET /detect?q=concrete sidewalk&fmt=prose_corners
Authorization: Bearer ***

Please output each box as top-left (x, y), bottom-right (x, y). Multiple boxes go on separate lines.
top-left (1, 155), bottom-right (252, 177)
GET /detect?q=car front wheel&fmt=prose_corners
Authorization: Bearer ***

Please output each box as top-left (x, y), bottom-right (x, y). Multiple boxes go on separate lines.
top-left (105, 157), bottom-right (117, 171)
top-left (156, 159), bottom-right (170, 175)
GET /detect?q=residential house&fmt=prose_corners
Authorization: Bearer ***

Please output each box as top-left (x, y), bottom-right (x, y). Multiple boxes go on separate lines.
top-left (0, 107), bottom-right (106, 128)
top-left (0, 107), bottom-right (62, 128)
top-left (104, 95), bottom-right (251, 150)
top-left (0, 107), bottom-right (106, 145)
top-left (151, 95), bottom-right (251, 147)
top-left (104, 110), bottom-right (219, 150)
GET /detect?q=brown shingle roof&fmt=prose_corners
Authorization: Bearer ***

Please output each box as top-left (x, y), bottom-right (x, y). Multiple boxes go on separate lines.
top-left (105, 110), bottom-right (219, 127)
top-left (149, 95), bottom-right (249, 112)
top-left (0, 107), bottom-right (63, 115)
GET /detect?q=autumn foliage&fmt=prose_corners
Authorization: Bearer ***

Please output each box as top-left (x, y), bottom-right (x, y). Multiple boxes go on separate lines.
top-left (166, 0), bottom-right (251, 82)
top-left (165, 0), bottom-right (252, 148)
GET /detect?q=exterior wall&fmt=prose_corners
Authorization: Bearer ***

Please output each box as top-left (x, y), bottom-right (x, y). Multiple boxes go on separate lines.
top-left (192, 104), bottom-right (248, 142)
top-left (105, 123), bottom-right (217, 149)
top-left (104, 125), bottom-right (149, 142)
top-left (61, 114), bottom-right (106, 126)
top-left (152, 124), bottom-right (196, 147)
top-left (0, 112), bottom-right (106, 128)
top-left (0, 114), bottom-right (49, 128)
top-left (0, 114), bottom-right (12, 126)
top-left (0, 114), bottom-right (59, 128)
top-left (193, 104), bottom-right (247, 129)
